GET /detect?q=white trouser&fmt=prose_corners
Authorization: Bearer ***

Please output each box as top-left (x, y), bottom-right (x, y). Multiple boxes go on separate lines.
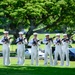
top-left (62, 47), bottom-right (69, 66)
top-left (54, 45), bottom-right (63, 66)
top-left (17, 44), bottom-right (25, 65)
top-left (3, 43), bottom-right (10, 66)
top-left (44, 47), bottom-right (53, 66)
top-left (31, 46), bottom-right (39, 66)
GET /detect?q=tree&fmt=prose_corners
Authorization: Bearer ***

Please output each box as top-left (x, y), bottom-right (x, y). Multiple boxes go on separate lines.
top-left (0, 0), bottom-right (75, 41)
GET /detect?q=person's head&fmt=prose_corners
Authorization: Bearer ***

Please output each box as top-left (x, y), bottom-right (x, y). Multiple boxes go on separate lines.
top-left (63, 34), bottom-right (67, 39)
top-left (33, 33), bottom-right (38, 39)
top-left (4, 31), bottom-right (9, 37)
top-left (56, 33), bottom-right (60, 38)
top-left (19, 32), bottom-right (23, 37)
top-left (45, 34), bottom-right (50, 39)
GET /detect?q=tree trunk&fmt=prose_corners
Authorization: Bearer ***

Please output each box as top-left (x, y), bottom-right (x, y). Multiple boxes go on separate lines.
top-left (25, 19), bottom-right (35, 41)
top-left (25, 29), bottom-right (33, 41)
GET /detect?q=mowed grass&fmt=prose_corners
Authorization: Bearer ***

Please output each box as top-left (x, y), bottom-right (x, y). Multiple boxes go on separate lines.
top-left (0, 58), bottom-right (75, 75)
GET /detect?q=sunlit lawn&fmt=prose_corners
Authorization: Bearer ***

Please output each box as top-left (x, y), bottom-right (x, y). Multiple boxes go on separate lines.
top-left (0, 57), bottom-right (75, 67)
top-left (0, 58), bottom-right (75, 75)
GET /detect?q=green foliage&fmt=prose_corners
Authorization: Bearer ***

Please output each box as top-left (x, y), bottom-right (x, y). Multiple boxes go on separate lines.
top-left (0, 0), bottom-right (75, 40)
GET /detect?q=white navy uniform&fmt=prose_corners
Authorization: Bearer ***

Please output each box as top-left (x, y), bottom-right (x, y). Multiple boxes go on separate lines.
top-left (54, 38), bottom-right (63, 66)
top-left (16, 37), bottom-right (27, 65)
top-left (43, 38), bottom-right (53, 66)
top-left (1, 36), bottom-right (10, 66)
top-left (62, 38), bottom-right (71, 66)
top-left (28, 38), bottom-right (40, 66)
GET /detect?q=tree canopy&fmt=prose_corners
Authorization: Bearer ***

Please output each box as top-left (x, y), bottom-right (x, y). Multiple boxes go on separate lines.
top-left (0, 0), bottom-right (75, 40)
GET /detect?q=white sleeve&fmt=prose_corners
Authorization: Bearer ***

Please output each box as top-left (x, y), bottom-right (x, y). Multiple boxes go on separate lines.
top-left (0, 40), bottom-right (3, 44)
top-left (37, 41), bottom-right (40, 46)
top-left (28, 40), bottom-right (33, 46)
top-left (53, 39), bottom-right (57, 45)
top-left (25, 39), bottom-right (27, 44)
top-left (69, 39), bottom-right (72, 44)
top-left (62, 40), bottom-right (64, 44)
top-left (16, 38), bottom-right (19, 43)
top-left (43, 39), bottom-right (48, 44)
top-left (50, 40), bottom-right (53, 45)
top-left (0, 37), bottom-right (4, 44)
top-left (23, 39), bottom-right (27, 44)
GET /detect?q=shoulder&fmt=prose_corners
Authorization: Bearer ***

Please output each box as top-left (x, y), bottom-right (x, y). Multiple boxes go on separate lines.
top-left (29, 39), bottom-right (33, 41)
top-left (1, 37), bottom-right (4, 39)
top-left (43, 38), bottom-right (46, 40)
top-left (16, 37), bottom-right (20, 40)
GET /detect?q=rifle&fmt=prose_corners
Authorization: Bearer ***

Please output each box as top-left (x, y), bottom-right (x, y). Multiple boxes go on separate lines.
top-left (56, 39), bottom-right (62, 44)
top-left (32, 39), bottom-right (40, 45)
top-left (2, 37), bottom-right (12, 43)
top-left (45, 36), bottom-right (56, 45)
top-left (62, 38), bottom-right (69, 42)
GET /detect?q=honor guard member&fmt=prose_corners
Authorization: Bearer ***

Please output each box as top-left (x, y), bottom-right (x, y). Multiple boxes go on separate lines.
top-left (16, 32), bottom-right (27, 65)
top-left (43, 34), bottom-right (53, 66)
top-left (62, 34), bottom-right (72, 66)
top-left (1, 31), bottom-right (10, 66)
top-left (54, 34), bottom-right (63, 66)
top-left (28, 33), bottom-right (40, 66)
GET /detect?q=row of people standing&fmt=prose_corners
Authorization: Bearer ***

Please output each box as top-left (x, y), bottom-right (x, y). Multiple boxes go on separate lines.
top-left (54, 34), bottom-right (72, 66)
top-left (0, 31), bottom-right (27, 66)
top-left (29, 33), bottom-right (72, 66)
top-left (0, 31), bottom-right (72, 66)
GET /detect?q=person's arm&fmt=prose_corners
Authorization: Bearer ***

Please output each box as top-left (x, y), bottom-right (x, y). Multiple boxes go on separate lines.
top-left (28, 40), bottom-right (33, 46)
top-left (25, 38), bottom-right (27, 44)
top-left (43, 39), bottom-right (48, 44)
top-left (23, 38), bottom-right (27, 44)
top-left (53, 39), bottom-right (57, 45)
top-left (16, 38), bottom-right (19, 44)
top-left (69, 39), bottom-right (72, 44)
top-left (37, 39), bottom-right (40, 46)
top-left (8, 37), bottom-right (12, 44)
top-left (0, 37), bottom-right (5, 44)
top-left (0, 37), bottom-right (4, 44)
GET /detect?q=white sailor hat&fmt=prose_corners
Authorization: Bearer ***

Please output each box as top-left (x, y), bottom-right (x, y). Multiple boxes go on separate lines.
top-left (33, 32), bottom-right (38, 35)
top-left (45, 34), bottom-right (49, 36)
top-left (63, 34), bottom-right (67, 36)
top-left (56, 33), bottom-right (60, 36)
top-left (4, 31), bottom-right (9, 34)
top-left (19, 32), bottom-right (23, 34)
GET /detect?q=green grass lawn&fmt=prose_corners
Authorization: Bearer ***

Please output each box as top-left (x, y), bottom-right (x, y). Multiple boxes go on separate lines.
top-left (0, 58), bottom-right (75, 75)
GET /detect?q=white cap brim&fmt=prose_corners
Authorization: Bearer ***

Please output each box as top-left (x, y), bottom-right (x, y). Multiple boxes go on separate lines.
top-left (45, 34), bottom-right (49, 36)
top-left (56, 33), bottom-right (60, 36)
top-left (33, 33), bottom-right (38, 35)
top-left (4, 31), bottom-right (8, 34)
top-left (19, 32), bottom-right (23, 34)
top-left (63, 34), bottom-right (67, 36)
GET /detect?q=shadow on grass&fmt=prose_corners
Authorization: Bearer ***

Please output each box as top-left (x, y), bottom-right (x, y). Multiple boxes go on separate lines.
top-left (0, 66), bottom-right (75, 75)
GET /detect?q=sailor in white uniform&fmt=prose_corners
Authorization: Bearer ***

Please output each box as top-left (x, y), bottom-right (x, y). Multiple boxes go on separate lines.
top-left (28, 33), bottom-right (40, 66)
top-left (43, 34), bottom-right (53, 66)
top-left (54, 34), bottom-right (63, 66)
top-left (1, 31), bottom-right (10, 66)
top-left (16, 32), bottom-right (27, 65)
top-left (62, 34), bottom-right (72, 66)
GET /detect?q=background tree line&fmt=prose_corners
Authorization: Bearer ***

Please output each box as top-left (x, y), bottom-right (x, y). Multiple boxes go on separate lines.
top-left (0, 0), bottom-right (75, 42)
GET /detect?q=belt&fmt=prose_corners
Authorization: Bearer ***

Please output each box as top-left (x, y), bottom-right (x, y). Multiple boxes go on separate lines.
top-left (4, 42), bottom-right (9, 44)
top-left (56, 43), bottom-right (60, 45)
top-left (18, 42), bottom-right (23, 44)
